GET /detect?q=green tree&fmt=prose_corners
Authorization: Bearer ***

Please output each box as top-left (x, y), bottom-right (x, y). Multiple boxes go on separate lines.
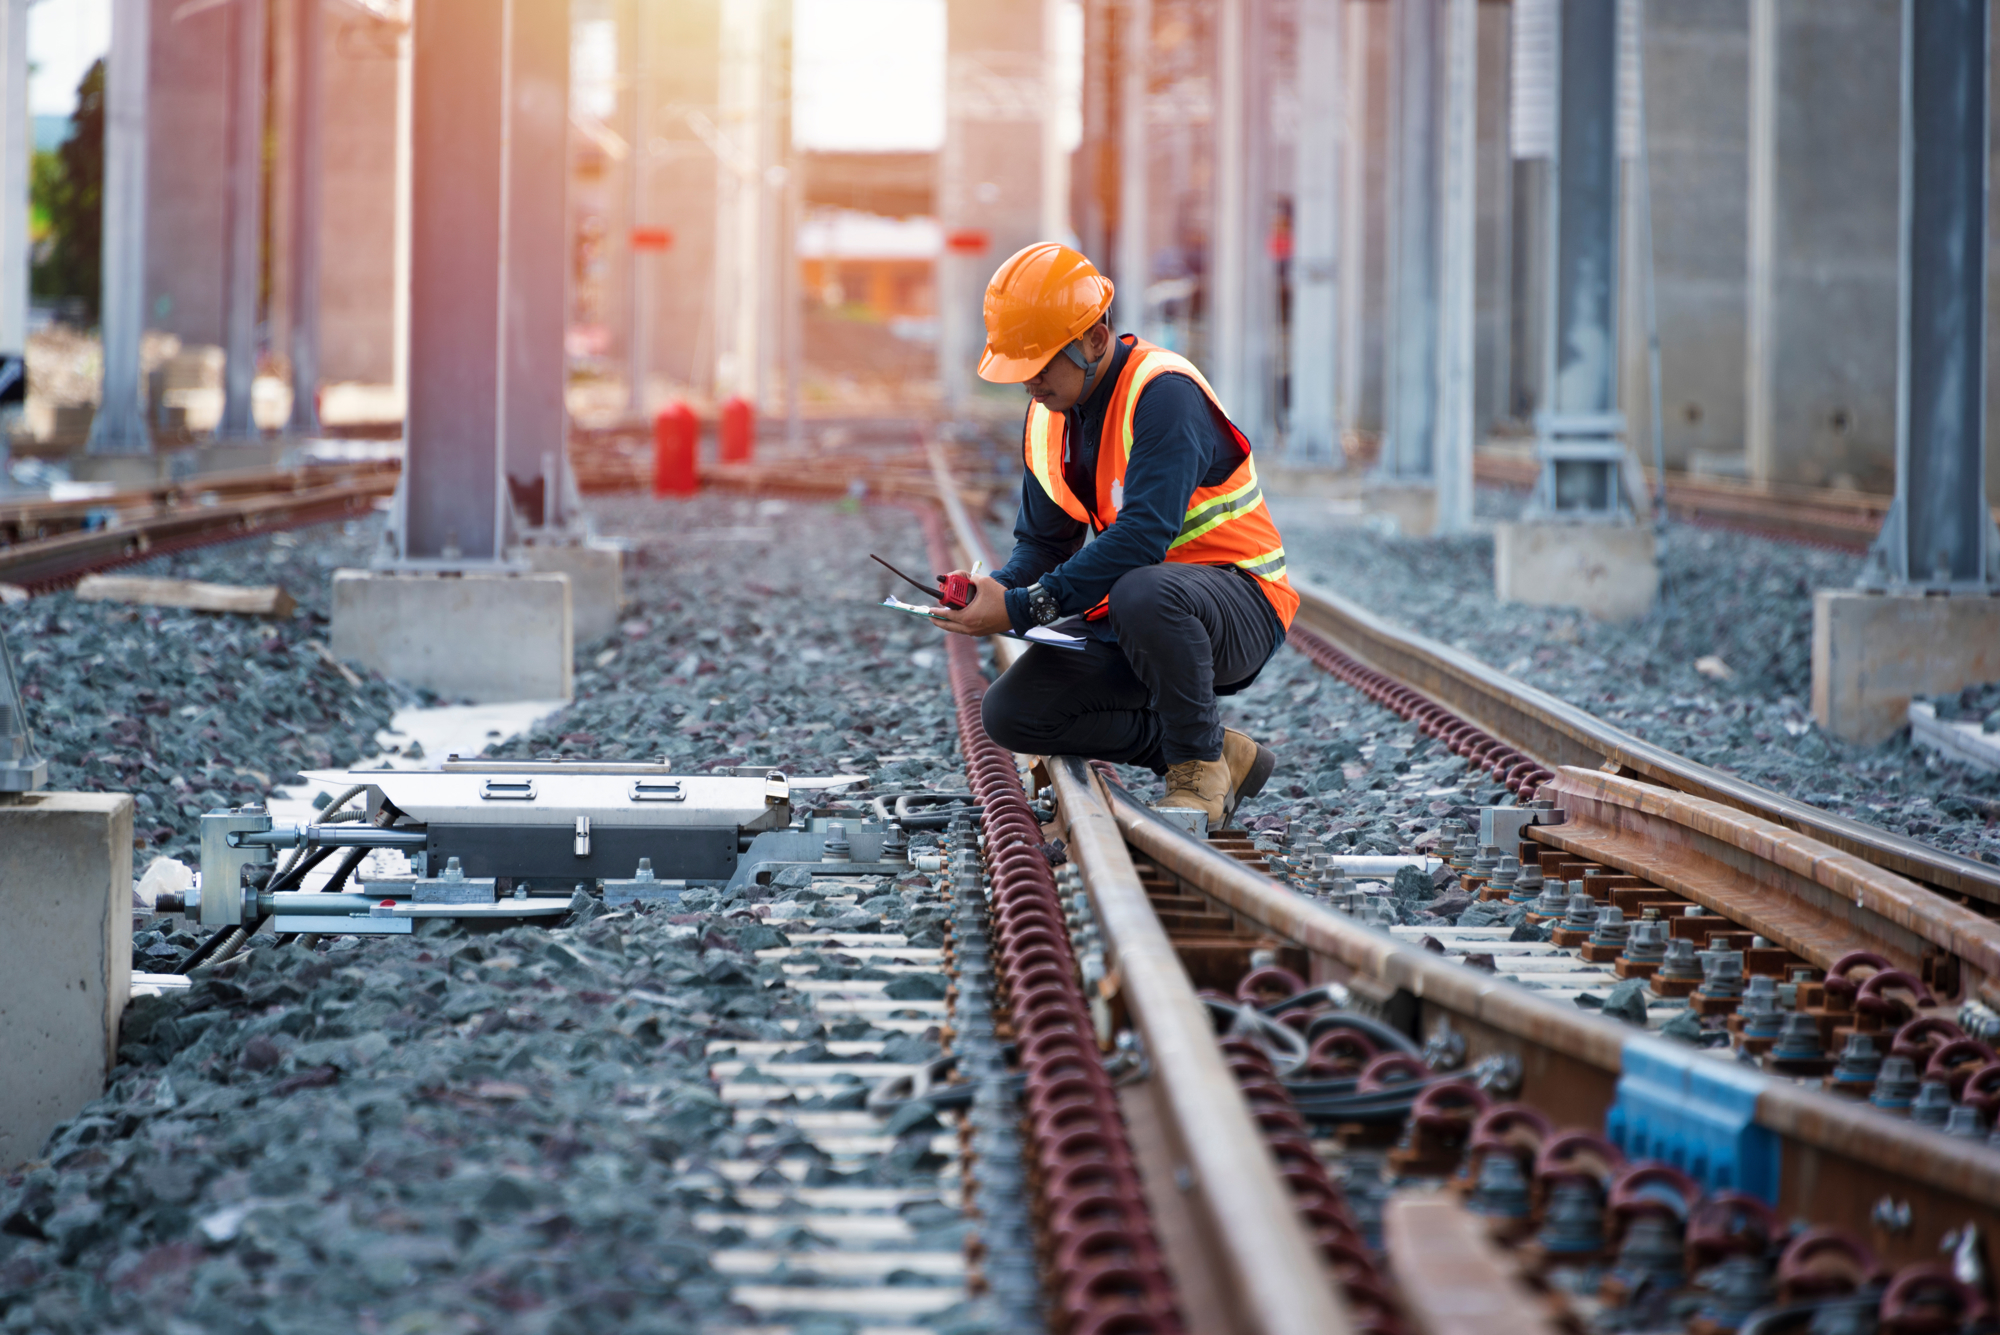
top-left (31, 58), bottom-right (104, 322)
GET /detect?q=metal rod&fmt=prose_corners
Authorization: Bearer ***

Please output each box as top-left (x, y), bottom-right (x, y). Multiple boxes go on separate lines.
top-left (230, 824), bottom-right (431, 850)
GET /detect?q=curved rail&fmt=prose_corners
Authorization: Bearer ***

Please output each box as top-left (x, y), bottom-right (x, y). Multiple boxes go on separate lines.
top-left (1288, 577), bottom-right (2000, 908)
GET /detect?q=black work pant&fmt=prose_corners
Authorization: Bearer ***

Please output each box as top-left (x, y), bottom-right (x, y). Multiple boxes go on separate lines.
top-left (981, 563), bottom-right (1280, 770)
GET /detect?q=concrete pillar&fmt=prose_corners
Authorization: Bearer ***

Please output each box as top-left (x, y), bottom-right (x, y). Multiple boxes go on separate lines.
top-left (938, 0), bottom-right (1048, 413)
top-left (216, 0), bottom-right (267, 442)
top-left (1618, 0), bottom-right (1747, 475)
top-left (1529, 0), bottom-right (1625, 517)
top-left (286, 0), bottom-right (325, 438)
top-left (0, 793), bottom-right (134, 1172)
top-left (1289, 0), bottom-right (1342, 464)
top-left (713, 0), bottom-right (786, 410)
top-left (1338, 0), bottom-right (1390, 435)
top-left (1381, 0), bottom-right (1441, 486)
top-left (1435, 0), bottom-right (1478, 533)
top-left (1211, 0), bottom-right (1272, 440)
top-left (1745, 0), bottom-right (1900, 493)
top-left (86, 0), bottom-right (153, 457)
top-left (1112, 0), bottom-right (1150, 335)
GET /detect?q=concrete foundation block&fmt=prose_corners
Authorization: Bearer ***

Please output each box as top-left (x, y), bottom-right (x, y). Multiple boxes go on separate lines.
top-left (1365, 482), bottom-right (1438, 537)
top-left (1494, 521), bottom-right (1659, 622)
top-left (516, 541), bottom-right (625, 645)
top-left (1811, 590), bottom-right (2000, 745)
top-left (0, 792), bottom-right (134, 1170)
top-left (330, 569), bottom-right (573, 702)
top-left (68, 454), bottom-right (163, 488)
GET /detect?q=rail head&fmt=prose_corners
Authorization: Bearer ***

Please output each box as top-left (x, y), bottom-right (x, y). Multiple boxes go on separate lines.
top-left (1048, 755), bottom-right (1352, 1335)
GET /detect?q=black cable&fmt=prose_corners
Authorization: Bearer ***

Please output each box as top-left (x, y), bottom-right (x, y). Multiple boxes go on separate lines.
top-left (172, 924), bottom-right (243, 975)
top-left (321, 844), bottom-right (369, 895)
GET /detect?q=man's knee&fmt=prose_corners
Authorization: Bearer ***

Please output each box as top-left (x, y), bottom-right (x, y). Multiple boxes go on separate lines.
top-left (1107, 563), bottom-right (1178, 626)
top-left (980, 674), bottom-right (1040, 752)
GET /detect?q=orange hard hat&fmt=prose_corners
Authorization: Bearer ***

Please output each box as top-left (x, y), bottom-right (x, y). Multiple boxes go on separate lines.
top-left (978, 242), bottom-right (1116, 383)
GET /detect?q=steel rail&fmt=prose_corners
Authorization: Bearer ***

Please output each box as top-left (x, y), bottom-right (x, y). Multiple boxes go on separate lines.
top-left (1047, 754), bottom-right (1353, 1335)
top-left (1288, 575), bottom-right (2000, 908)
top-left (1095, 774), bottom-right (2000, 1253)
top-left (0, 476), bottom-right (394, 591)
top-left (0, 460), bottom-right (399, 541)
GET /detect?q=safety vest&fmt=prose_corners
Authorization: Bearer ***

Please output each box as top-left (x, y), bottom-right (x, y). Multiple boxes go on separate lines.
top-left (1022, 336), bottom-right (1299, 629)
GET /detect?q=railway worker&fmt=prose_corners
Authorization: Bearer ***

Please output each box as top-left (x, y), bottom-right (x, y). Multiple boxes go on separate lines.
top-left (930, 242), bottom-right (1297, 825)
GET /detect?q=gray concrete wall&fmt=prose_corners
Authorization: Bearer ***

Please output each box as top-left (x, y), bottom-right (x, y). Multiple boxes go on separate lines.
top-left (1627, 0), bottom-right (1748, 473)
top-left (1745, 0), bottom-right (1900, 493)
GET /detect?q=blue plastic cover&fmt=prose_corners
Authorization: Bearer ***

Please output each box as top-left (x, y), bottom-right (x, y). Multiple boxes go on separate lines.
top-left (1604, 1037), bottom-right (1779, 1203)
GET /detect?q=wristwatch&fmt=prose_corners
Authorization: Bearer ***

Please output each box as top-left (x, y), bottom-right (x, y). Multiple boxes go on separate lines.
top-left (1024, 582), bottom-right (1062, 626)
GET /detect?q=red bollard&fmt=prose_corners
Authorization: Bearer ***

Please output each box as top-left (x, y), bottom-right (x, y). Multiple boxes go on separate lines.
top-left (653, 401), bottom-right (698, 497)
top-left (720, 395), bottom-right (755, 464)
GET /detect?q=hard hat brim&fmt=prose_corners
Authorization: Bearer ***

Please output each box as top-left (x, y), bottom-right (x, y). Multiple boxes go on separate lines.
top-left (977, 343), bottom-right (1060, 385)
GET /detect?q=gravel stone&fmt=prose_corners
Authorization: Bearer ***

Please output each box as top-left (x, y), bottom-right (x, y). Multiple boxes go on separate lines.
top-left (0, 497), bottom-right (982, 1333)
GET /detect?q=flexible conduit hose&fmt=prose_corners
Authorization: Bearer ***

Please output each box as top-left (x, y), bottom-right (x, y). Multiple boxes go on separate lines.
top-left (922, 507), bottom-right (1184, 1335)
top-left (1284, 627), bottom-right (1556, 799)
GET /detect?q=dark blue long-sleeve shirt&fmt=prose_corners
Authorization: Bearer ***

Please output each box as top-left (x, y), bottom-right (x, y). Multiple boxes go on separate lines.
top-left (992, 335), bottom-right (1287, 658)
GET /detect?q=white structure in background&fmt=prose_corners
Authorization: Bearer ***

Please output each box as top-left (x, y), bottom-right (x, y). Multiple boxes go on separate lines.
top-left (713, 0), bottom-right (793, 410)
top-left (86, 0), bottom-right (151, 460)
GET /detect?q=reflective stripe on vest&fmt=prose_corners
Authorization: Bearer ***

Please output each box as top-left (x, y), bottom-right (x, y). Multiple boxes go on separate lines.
top-left (1019, 336), bottom-right (1299, 629)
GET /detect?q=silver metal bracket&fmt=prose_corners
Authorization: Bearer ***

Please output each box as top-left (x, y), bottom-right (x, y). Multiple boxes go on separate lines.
top-left (0, 620), bottom-right (46, 794)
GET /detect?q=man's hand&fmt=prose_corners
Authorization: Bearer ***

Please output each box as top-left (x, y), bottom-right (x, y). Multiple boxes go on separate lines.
top-left (929, 572), bottom-right (1013, 637)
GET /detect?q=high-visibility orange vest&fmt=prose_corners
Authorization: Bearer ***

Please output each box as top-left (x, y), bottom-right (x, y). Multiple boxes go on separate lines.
top-left (1022, 336), bottom-right (1299, 629)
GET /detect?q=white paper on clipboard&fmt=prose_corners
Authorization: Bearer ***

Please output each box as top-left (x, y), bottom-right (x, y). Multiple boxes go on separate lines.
top-left (879, 596), bottom-right (1088, 652)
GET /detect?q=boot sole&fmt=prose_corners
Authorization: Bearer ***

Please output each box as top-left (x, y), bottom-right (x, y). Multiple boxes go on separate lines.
top-left (1225, 744), bottom-right (1278, 822)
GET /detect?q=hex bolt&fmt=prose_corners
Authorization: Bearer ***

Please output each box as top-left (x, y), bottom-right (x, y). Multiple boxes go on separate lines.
top-left (1510, 862), bottom-right (1544, 904)
top-left (1465, 1153), bottom-right (1532, 1219)
top-left (1870, 1056), bottom-right (1921, 1111)
top-left (821, 820), bottom-right (851, 863)
top-left (1943, 1105), bottom-right (1988, 1140)
top-left (1623, 919), bottom-right (1669, 964)
top-left (1770, 1012), bottom-right (1822, 1059)
top-left (1587, 905), bottom-right (1629, 950)
top-left (1486, 854), bottom-right (1519, 897)
top-left (882, 822), bottom-right (910, 863)
top-left (1658, 937), bottom-right (1704, 981)
top-left (1908, 1079), bottom-right (1954, 1128)
top-left (1832, 1033), bottom-right (1883, 1085)
top-left (1562, 889), bottom-right (1600, 932)
top-left (1697, 951), bottom-right (1747, 1000)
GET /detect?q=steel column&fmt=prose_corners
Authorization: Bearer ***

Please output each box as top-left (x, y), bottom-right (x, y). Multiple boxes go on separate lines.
top-left (218, 0), bottom-right (269, 442)
top-left (1289, 0), bottom-right (1341, 463)
top-left (286, 0), bottom-right (325, 438)
top-left (504, 0), bottom-right (571, 527)
top-left (1863, 0), bottom-right (1999, 590)
top-left (1531, 0), bottom-right (1624, 516)
top-left (1382, 0), bottom-right (1440, 481)
top-left (402, 0), bottom-right (567, 562)
top-left (87, 0), bottom-right (152, 456)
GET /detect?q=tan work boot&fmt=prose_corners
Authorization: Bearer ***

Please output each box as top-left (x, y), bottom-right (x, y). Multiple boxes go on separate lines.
top-left (1160, 757), bottom-right (1231, 823)
top-left (1221, 728), bottom-right (1277, 820)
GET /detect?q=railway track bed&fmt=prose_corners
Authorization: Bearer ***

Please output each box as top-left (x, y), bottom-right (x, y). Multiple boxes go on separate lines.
top-left (5, 454), bottom-right (2000, 1333)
